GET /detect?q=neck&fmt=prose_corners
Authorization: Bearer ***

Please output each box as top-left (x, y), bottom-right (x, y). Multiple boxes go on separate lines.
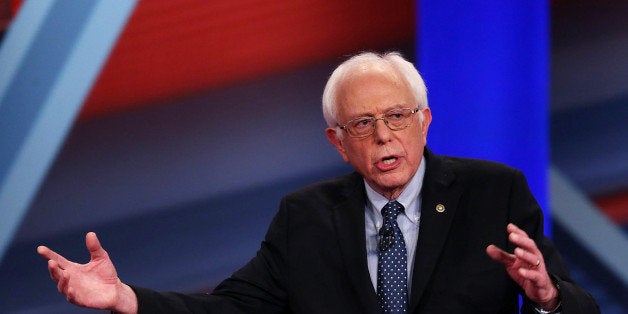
top-left (378, 186), bottom-right (405, 200)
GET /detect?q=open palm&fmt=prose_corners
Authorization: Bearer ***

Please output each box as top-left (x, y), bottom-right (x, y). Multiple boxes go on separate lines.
top-left (38, 232), bottom-right (123, 309)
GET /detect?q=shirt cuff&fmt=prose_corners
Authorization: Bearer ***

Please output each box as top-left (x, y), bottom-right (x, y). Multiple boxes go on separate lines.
top-left (534, 300), bottom-right (562, 313)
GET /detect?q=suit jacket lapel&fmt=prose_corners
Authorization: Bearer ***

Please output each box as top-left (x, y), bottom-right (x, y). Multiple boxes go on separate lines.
top-left (408, 149), bottom-right (464, 312)
top-left (332, 173), bottom-right (381, 314)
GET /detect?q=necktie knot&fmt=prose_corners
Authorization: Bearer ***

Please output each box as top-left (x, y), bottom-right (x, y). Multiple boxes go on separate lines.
top-left (382, 200), bottom-right (404, 222)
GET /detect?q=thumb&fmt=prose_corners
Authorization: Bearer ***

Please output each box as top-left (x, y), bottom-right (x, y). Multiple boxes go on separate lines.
top-left (85, 232), bottom-right (108, 260)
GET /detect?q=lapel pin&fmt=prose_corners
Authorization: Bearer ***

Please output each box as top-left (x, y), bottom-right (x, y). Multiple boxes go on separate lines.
top-left (435, 204), bottom-right (445, 213)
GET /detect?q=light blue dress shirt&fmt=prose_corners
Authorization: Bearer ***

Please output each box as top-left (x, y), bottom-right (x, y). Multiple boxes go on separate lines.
top-left (365, 156), bottom-right (425, 293)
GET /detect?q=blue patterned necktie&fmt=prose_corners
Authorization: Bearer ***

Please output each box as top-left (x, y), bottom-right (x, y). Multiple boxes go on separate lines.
top-left (377, 200), bottom-right (408, 313)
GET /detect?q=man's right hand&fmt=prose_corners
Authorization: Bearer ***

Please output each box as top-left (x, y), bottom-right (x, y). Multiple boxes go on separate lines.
top-left (37, 232), bottom-right (138, 314)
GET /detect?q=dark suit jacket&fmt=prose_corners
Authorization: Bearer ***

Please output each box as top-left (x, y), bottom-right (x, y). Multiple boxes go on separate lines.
top-left (132, 149), bottom-right (599, 313)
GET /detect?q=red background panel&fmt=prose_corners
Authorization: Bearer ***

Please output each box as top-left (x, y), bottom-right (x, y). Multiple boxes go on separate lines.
top-left (596, 194), bottom-right (628, 224)
top-left (80, 0), bottom-right (415, 120)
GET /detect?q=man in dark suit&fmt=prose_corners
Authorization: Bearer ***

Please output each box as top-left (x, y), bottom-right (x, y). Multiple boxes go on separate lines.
top-left (38, 52), bottom-right (599, 313)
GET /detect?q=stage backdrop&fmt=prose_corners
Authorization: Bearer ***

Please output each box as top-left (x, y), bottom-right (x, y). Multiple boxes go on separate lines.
top-left (418, 1), bottom-right (550, 233)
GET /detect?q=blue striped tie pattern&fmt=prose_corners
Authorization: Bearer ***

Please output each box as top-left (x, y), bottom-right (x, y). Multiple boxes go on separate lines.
top-left (377, 200), bottom-right (408, 313)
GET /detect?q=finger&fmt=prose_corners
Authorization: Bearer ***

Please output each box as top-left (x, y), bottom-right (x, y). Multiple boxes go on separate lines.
top-left (515, 247), bottom-right (542, 269)
top-left (508, 229), bottom-right (541, 255)
top-left (486, 244), bottom-right (516, 265)
top-left (66, 286), bottom-right (77, 305)
top-left (507, 224), bottom-right (546, 269)
top-left (48, 260), bottom-right (63, 282)
top-left (56, 266), bottom-right (69, 294)
top-left (85, 232), bottom-right (108, 260)
top-left (37, 246), bottom-right (72, 269)
top-left (507, 223), bottom-right (529, 237)
top-left (517, 266), bottom-right (546, 286)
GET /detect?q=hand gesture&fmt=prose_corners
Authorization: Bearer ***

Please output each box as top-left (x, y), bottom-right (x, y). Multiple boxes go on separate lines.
top-left (486, 224), bottom-right (560, 311)
top-left (37, 232), bottom-right (137, 313)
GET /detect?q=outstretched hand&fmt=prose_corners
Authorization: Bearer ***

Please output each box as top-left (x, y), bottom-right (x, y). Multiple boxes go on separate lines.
top-left (486, 224), bottom-right (560, 311)
top-left (37, 232), bottom-right (138, 313)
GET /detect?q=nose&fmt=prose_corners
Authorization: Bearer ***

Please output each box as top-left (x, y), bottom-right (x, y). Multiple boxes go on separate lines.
top-left (373, 118), bottom-right (392, 143)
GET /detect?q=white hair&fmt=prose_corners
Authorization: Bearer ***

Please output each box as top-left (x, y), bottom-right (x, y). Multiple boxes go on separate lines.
top-left (322, 52), bottom-right (428, 131)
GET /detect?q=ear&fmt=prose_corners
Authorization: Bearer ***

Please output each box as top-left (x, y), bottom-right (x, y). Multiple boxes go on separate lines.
top-left (325, 127), bottom-right (350, 163)
top-left (420, 108), bottom-right (432, 139)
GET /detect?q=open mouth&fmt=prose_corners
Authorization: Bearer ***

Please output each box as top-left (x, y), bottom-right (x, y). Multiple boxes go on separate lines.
top-left (382, 157), bottom-right (397, 165)
top-left (376, 155), bottom-right (401, 171)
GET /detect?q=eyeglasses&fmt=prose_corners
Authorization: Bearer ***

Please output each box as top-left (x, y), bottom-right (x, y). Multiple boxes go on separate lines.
top-left (338, 107), bottom-right (420, 138)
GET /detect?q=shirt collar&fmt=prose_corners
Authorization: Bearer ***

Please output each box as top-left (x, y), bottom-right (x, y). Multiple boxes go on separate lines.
top-left (365, 156), bottom-right (426, 220)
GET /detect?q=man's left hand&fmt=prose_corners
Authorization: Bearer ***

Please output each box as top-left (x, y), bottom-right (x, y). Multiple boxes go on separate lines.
top-left (486, 223), bottom-right (560, 311)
